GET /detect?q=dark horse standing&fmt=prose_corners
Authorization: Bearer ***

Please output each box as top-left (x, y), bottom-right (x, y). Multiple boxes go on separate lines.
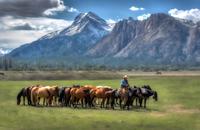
top-left (138, 85), bottom-right (158, 108)
top-left (58, 87), bottom-right (71, 107)
top-left (17, 87), bottom-right (32, 105)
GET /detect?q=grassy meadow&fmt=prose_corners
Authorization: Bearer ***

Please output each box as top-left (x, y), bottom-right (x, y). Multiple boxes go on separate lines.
top-left (0, 76), bottom-right (200, 130)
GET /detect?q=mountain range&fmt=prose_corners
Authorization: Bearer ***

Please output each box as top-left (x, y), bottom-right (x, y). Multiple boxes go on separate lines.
top-left (7, 12), bottom-right (200, 68)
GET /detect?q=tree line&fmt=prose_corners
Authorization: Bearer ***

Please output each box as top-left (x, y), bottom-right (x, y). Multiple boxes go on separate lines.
top-left (0, 56), bottom-right (200, 71)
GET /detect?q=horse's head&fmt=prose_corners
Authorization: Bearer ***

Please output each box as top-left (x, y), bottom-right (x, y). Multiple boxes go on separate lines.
top-left (16, 88), bottom-right (25, 105)
top-left (17, 98), bottom-right (21, 105)
top-left (153, 91), bottom-right (158, 101)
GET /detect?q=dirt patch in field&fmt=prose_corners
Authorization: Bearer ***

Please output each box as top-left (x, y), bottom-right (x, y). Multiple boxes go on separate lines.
top-left (167, 104), bottom-right (200, 114)
top-left (149, 104), bottom-right (200, 117)
top-left (149, 112), bottom-right (167, 117)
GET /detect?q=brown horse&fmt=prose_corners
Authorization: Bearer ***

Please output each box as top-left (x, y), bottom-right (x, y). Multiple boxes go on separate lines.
top-left (43, 86), bottom-right (59, 106)
top-left (118, 88), bottom-right (130, 110)
top-left (70, 86), bottom-right (91, 108)
top-left (31, 85), bottom-right (43, 106)
top-left (90, 87), bottom-right (112, 108)
top-left (31, 85), bottom-right (54, 106)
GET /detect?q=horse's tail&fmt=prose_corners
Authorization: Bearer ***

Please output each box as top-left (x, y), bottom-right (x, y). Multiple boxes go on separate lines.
top-left (46, 88), bottom-right (52, 105)
top-left (58, 87), bottom-right (65, 103)
top-left (17, 88), bottom-right (24, 105)
top-left (26, 87), bottom-right (32, 105)
top-left (153, 91), bottom-right (158, 101)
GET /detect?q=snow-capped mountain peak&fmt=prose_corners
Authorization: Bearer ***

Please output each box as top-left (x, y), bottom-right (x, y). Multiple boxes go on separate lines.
top-left (39, 12), bottom-right (112, 40)
top-left (61, 11), bottom-right (111, 36)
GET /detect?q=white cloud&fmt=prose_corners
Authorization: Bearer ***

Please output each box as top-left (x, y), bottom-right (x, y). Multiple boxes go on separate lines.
top-left (168, 8), bottom-right (200, 23)
top-left (0, 16), bottom-right (72, 49)
top-left (129, 6), bottom-right (145, 11)
top-left (106, 19), bottom-right (116, 24)
top-left (0, 16), bottom-right (72, 31)
top-left (137, 13), bottom-right (151, 21)
top-left (43, 0), bottom-right (66, 16)
top-left (67, 7), bottom-right (79, 13)
top-left (106, 19), bottom-right (116, 30)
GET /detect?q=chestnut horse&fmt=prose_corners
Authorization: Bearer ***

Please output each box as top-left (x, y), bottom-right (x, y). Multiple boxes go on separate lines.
top-left (118, 87), bottom-right (131, 110)
top-left (90, 87), bottom-right (113, 108)
top-left (31, 85), bottom-right (51, 106)
top-left (43, 86), bottom-right (59, 106)
top-left (70, 86), bottom-right (91, 108)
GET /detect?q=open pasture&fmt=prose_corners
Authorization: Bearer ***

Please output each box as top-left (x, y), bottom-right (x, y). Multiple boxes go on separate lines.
top-left (0, 76), bottom-right (200, 130)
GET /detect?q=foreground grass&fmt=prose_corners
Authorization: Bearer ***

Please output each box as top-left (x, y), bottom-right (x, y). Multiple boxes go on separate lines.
top-left (0, 76), bottom-right (200, 130)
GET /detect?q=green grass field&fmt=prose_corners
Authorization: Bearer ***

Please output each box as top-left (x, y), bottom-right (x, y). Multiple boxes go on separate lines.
top-left (0, 76), bottom-right (200, 130)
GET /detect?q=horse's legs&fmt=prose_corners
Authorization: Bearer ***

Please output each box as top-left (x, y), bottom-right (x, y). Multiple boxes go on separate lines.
top-left (139, 98), bottom-right (143, 108)
top-left (36, 96), bottom-right (40, 106)
top-left (136, 98), bottom-right (138, 106)
top-left (106, 97), bottom-right (110, 108)
top-left (119, 98), bottom-right (122, 109)
top-left (100, 98), bottom-right (105, 108)
top-left (81, 98), bottom-right (84, 108)
top-left (144, 98), bottom-right (147, 108)
top-left (43, 98), bottom-right (45, 106)
top-left (23, 96), bottom-right (25, 105)
top-left (115, 98), bottom-right (119, 106)
top-left (111, 97), bottom-right (115, 110)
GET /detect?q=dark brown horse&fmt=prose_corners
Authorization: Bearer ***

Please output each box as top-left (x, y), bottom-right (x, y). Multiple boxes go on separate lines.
top-left (105, 89), bottom-right (118, 109)
top-left (17, 87), bottom-right (27, 105)
top-left (58, 87), bottom-right (71, 106)
top-left (138, 86), bottom-right (158, 108)
top-left (17, 86), bottom-right (33, 105)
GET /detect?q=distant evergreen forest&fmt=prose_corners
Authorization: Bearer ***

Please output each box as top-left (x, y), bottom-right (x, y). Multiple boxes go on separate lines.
top-left (0, 56), bottom-right (200, 71)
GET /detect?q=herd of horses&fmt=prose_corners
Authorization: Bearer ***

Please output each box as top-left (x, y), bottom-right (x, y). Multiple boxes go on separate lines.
top-left (17, 84), bottom-right (158, 110)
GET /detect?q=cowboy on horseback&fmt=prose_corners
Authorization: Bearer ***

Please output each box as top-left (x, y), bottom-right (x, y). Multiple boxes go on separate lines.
top-left (120, 75), bottom-right (129, 88)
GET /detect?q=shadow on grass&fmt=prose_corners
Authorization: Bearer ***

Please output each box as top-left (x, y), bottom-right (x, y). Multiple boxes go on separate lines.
top-left (17, 104), bottom-right (160, 112)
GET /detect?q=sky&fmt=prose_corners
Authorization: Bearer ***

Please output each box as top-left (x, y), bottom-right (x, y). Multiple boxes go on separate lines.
top-left (0, 0), bottom-right (200, 50)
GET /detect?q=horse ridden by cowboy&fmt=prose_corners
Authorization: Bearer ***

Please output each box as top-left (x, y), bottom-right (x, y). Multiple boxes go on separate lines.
top-left (120, 75), bottom-right (129, 88)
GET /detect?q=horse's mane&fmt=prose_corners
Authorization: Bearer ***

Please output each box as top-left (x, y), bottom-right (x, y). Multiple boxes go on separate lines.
top-left (142, 85), bottom-right (152, 90)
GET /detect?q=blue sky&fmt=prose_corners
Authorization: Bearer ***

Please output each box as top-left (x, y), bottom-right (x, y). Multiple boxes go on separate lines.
top-left (59, 0), bottom-right (200, 20)
top-left (0, 0), bottom-right (200, 50)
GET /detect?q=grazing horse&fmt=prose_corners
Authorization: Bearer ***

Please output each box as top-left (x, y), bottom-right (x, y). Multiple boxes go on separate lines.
top-left (118, 87), bottom-right (132, 110)
top-left (58, 87), bottom-right (71, 106)
top-left (90, 87), bottom-right (113, 108)
top-left (31, 85), bottom-right (53, 106)
top-left (17, 86), bottom-right (35, 105)
top-left (138, 86), bottom-right (158, 108)
top-left (44, 86), bottom-right (59, 106)
top-left (17, 87), bottom-right (27, 105)
top-left (104, 89), bottom-right (118, 109)
top-left (70, 86), bottom-right (91, 108)
top-left (128, 86), bottom-right (143, 107)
